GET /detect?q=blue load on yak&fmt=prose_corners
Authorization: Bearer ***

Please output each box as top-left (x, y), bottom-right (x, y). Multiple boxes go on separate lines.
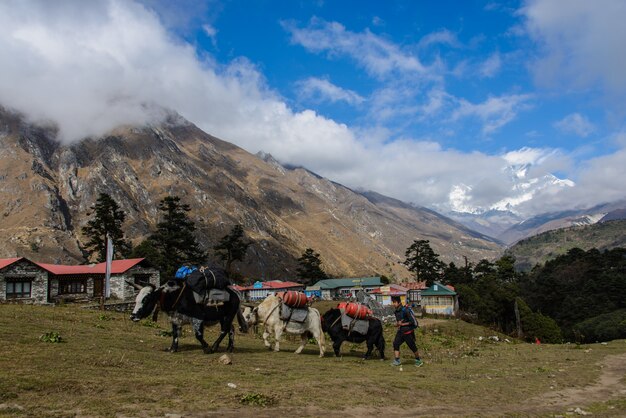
top-left (175, 264), bottom-right (231, 305)
top-left (175, 265), bottom-right (197, 280)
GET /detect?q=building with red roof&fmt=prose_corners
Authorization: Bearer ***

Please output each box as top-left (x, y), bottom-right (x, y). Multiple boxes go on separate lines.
top-left (370, 284), bottom-right (409, 306)
top-left (398, 281), bottom-right (428, 305)
top-left (239, 280), bottom-right (304, 301)
top-left (0, 257), bottom-right (159, 304)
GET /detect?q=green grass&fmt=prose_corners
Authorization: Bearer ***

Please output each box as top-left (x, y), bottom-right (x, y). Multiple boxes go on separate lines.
top-left (0, 303), bottom-right (625, 417)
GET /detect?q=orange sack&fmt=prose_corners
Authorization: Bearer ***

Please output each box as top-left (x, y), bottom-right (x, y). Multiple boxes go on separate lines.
top-left (282, 290), bottom-right (308, 308)
top-left (344, 302), bottom-right (371, 319)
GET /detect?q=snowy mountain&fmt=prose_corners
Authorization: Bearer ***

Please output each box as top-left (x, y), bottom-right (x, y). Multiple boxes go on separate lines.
top-left (446, 159), bottom-right (576, 241)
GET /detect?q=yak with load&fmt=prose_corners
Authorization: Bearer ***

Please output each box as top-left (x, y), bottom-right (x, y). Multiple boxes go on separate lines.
top-left (129, 267), bottom-right (247, 354)
top-left (322, 302), bottom-right (385, 360)
top-left (243, 292), bottom-right (325, 357)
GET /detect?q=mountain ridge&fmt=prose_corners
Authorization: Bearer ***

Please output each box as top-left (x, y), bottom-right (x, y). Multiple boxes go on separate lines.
top-left (0, 105), bottom-right (502, 280)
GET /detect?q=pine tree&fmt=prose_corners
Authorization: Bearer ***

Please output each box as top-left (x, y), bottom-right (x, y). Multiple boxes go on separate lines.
top-left (403, 239), bottom-right (444, 286)
top-left (148, 196), bottom-right (207, 281)
top-left (81, 192), bottom-right (131, 262)
top-left (296, 248), bottom-right (328, 286)
top-left (214, 224), bottom-right (251, 276)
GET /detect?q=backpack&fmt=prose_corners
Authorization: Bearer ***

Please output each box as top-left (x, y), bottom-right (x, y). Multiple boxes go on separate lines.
top-left (403, 306), bottom-right (418, 330)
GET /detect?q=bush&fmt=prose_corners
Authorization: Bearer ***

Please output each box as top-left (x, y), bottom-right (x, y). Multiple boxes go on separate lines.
top-left (39, 331), bottom-right (63, 343)
top-left (516, 298), bottom-right (563, 343)
top-left (573, 309), bottom-right (626, 343)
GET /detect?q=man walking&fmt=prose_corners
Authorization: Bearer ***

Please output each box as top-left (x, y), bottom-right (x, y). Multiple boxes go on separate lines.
top-left (391, 296), bottom-right (423, 367)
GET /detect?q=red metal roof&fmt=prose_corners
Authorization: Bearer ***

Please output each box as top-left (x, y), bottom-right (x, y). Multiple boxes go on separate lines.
top-left (240, 280), bottom-right (303, 290)
top-left (0, 258), bottom-right (23, 270)
top-left (398, 281), bottom-right (428, 290)
top-left (36, 258), bottom-right (145, 275)
top-left (370, 284), bottom-right (409, 295)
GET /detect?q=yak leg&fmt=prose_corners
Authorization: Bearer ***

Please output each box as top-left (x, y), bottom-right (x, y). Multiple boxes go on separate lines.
top-left (363, 339), bottom-right (375, 359)
top-left (262, 327), bottom-right (272, 350)
top-left (295, 333), bottom-right (307, 354)
top-left (169, 322), bottom-right (181, 352)
top-left (191, 318), bottom-right (210, 354)
top-left (226, 325), bottom-right (235, 353)
top-left (210, 319), bottom-right (229, 353)
top-left (333, 338), bottom-right (343, 357)
top-left (309, 327), bottom-right (325, 357)
top-left (273, 326), bottom-right (282, 352)
top-left (377, 335), bottom-right (386, 360)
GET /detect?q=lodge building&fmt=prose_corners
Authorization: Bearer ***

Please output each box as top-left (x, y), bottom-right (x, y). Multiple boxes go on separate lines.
top-left (0, 257), bottom-right (159, 304)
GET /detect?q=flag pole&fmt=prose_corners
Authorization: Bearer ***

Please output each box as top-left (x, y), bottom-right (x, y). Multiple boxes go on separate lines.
top-left (101, 233), bottom-right (114, 310)
top-left (105, 233), bottom-right (113, 297)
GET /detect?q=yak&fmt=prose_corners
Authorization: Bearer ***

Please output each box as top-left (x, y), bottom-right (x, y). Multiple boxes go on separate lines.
top-left (129, 281), bottom-right (247, 354)
top-left (242, 294), bottom-right (325, 357)
top-left (321, 308), bottom-right (385, 360)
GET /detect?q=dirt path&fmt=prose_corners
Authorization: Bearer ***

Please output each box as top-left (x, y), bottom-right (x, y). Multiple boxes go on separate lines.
top-left (512, 352), bottom-right (626, 414)
top-left (198, 353), bottom-right (626, 418)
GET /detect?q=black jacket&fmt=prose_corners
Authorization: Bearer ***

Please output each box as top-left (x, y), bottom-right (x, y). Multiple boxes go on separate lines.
top-left (394, 305), bottom-right (417, 333)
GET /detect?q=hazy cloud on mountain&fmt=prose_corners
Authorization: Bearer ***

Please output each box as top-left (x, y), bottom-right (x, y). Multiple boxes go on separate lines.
top-left (0, 0), bottom-right (624, 218)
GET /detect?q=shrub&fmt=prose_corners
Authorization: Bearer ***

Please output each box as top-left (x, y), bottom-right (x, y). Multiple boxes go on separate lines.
top-left (39, 331), bottom-right (63, 343)
top-left (516, 298), bottom-right (563, 343)
top-left (239, 393), bottom-right (276, 407)
top-left (573, 309), bottom-right (626, 343)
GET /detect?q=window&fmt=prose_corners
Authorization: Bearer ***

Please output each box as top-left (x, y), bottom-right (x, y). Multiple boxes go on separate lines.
top-left (59, 279), bottom-right (86, 295)
top-left (6, 280), bottom-right (32, 299)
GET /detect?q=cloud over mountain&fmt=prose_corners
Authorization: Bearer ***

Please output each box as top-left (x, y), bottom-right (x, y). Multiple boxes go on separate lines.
top-left (0, 0), bottom-right (624, 220)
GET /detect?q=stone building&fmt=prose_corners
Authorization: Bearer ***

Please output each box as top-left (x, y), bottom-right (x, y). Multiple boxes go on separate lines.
top-left (0, 257), bottom-right (159, 304)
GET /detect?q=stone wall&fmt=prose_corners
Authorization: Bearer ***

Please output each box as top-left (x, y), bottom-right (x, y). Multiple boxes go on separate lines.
top-left (0, 259), bottom-right (48, 304)
top-left (1, 259), bottom-right (159, 305)
top-left (109, 267), bottom-right (159, 300)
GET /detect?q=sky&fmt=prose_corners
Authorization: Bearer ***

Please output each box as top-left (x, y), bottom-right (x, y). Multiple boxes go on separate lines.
top-left (1, 0), bottom-right (625, 218)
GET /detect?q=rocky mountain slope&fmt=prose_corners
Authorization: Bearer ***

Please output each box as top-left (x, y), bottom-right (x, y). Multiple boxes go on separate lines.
top-left (497, 200), bottom-right (626, 245)
top-left (506, 219), bottom-right (626, 270)
top-left (0, 106), bottom-right (502, 280)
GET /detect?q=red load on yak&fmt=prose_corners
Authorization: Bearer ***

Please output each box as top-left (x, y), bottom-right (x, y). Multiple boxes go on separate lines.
top-left (343, 302), bottom-right (372, 319)
top-left (282, 290), bottom-right (308, 308)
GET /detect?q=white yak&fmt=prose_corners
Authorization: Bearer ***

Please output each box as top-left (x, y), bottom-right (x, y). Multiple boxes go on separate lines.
top-left (243, 294), bottom-right (325, 357)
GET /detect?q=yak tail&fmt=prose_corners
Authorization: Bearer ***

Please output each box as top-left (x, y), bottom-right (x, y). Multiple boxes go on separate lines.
top-left (151, 305), bottom-right (160, 322)
top-left (237, 308), bottom-right (249, 333)
top-left (378, 329), bottom-right (386, 356)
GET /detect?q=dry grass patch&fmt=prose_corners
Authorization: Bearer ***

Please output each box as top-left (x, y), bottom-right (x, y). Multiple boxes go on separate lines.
top-left (0, 304), bottom-right (624, 417)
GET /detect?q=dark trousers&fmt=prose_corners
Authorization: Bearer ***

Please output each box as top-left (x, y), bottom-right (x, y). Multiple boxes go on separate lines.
top-left (393, 329), bottom-right (417, 352)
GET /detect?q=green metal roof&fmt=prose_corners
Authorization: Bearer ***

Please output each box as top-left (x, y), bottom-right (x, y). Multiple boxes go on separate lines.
top-left (312, 277), bottom-right (382, 289)
top-left (420, 281), bottom-right (457, 296)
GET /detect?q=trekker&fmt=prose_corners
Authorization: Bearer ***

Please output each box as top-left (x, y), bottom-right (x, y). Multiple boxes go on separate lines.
top-left (391, 296), bottom-right (423, 367)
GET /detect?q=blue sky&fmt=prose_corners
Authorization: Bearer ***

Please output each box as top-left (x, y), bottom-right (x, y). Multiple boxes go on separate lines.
top-left (1, 0), bottom-right (625, 217)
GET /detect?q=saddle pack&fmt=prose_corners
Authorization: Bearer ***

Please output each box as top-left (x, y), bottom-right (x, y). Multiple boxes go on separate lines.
top-left (337, 302), bottom-right (370, 335)
top-left (176, 265), bottom-right (231, 306)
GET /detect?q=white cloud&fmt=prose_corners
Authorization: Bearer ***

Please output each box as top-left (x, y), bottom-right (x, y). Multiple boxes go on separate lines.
top-left (554, 113), bottom-right (595, 137)
top-left (418, 29), bottom-right (461, 49)
top-left (202, 23), bottom-right (218, 46)
top-left (479, 53), bottom-right (501, 78)
top-left (282, 18), bottom-right (427, 79)
top-left (295, 77), bottom-right (364, 105)
top-left (521, 0), bottom-right (626, 99)
top-left (0, 0), bottom-right (623, 221)
top-left (452, 94), bottom-right (533, 134)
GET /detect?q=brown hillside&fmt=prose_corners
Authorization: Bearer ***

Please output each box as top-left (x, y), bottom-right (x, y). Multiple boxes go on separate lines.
top-left (0, 107), bottom-right (502, 279)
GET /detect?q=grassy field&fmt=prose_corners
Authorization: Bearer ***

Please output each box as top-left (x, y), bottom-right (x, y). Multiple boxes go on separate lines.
top-left (0, 303), bottom-right (625, 417)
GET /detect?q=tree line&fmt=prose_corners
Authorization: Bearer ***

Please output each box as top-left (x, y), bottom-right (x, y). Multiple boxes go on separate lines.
top-left (83, 193), bottom-right (626, 342)
top-left (81, 192), bottom-right (330, 285)
top-left (402, 239), bottom-right (626, 343)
